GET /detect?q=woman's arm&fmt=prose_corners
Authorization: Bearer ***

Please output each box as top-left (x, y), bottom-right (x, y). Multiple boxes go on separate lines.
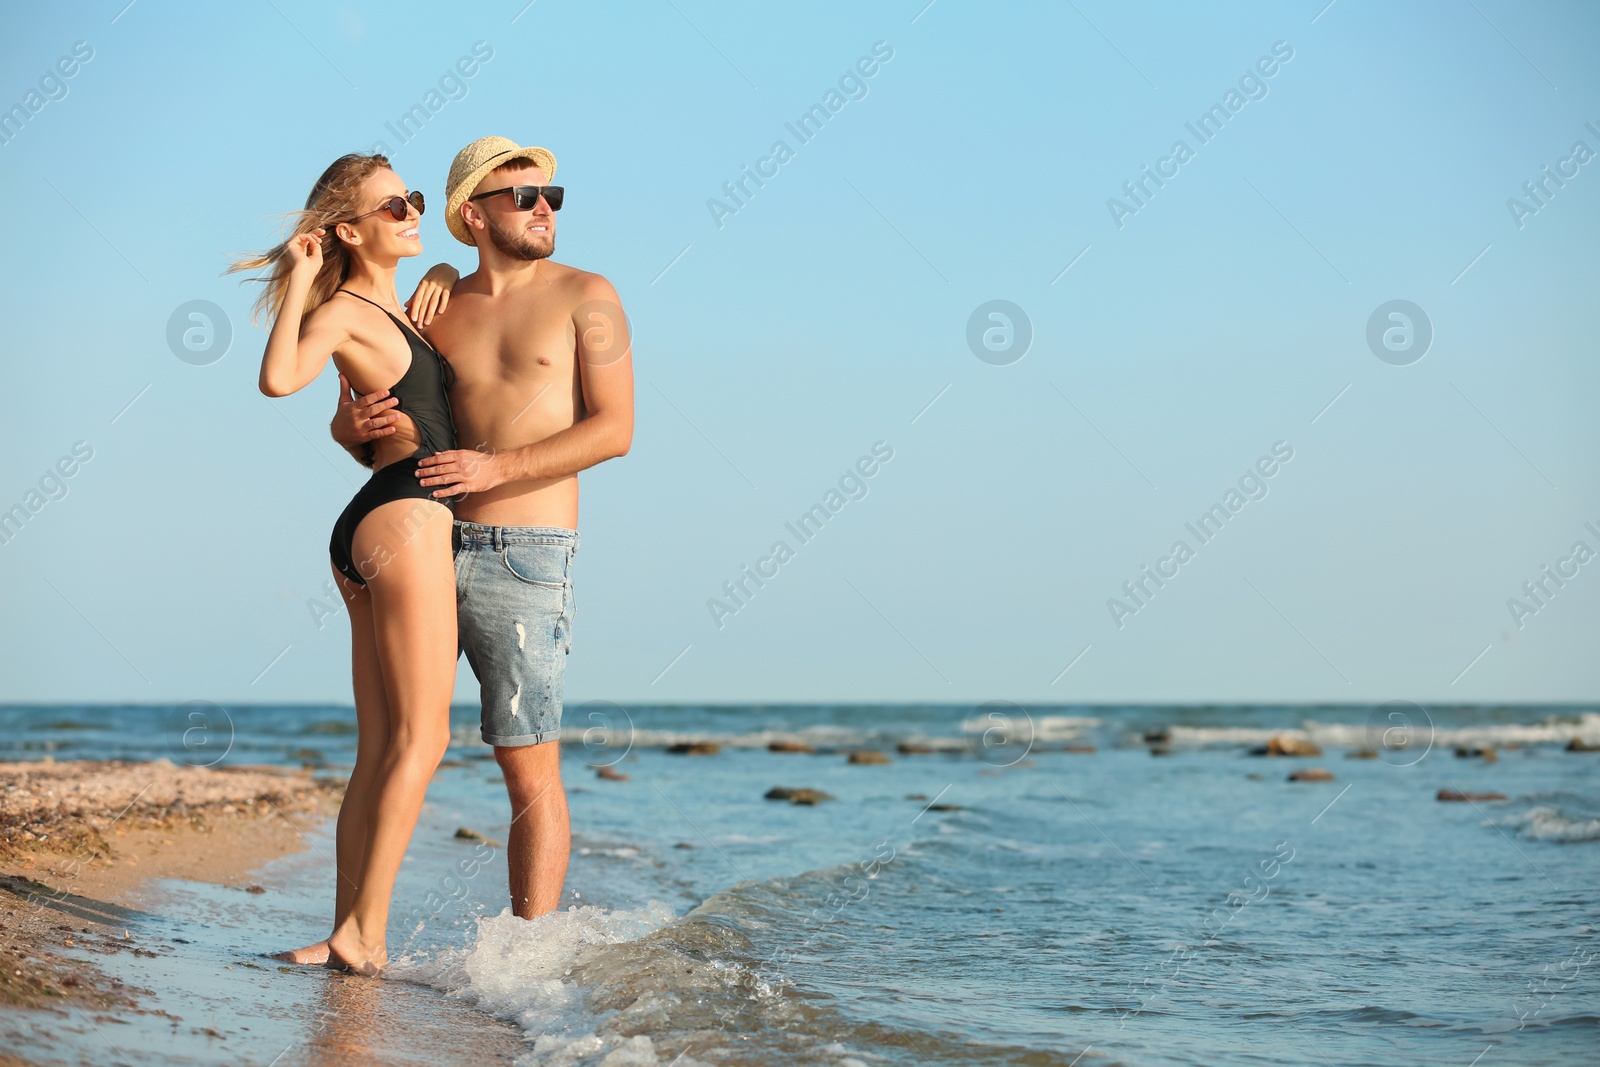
top-left (258, 229), bottom-right (351, 397)
top-left (405, 262), bottom-right (460, 327)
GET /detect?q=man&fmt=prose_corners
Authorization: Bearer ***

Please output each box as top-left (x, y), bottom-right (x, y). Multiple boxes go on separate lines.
top-left (332, 136), bottom-right (634, 918)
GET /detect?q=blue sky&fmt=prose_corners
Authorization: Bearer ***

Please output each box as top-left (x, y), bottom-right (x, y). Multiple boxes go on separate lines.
top-left (1, 0), bottom-right (1596, 705)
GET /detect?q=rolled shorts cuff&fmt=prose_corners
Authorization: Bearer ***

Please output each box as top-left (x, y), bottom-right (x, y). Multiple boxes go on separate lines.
top-left (483, 727), bottom-right (562, 748)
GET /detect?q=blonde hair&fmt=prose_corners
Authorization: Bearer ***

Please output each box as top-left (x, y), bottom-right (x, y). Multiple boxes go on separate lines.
top-left (229, 153), bottom-right (394, 326)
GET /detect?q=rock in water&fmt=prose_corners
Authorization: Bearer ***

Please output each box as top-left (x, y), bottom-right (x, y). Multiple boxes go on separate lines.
top-left (667, 741), bottom-right (720, 756)
top-left (455, 826), bottom-right (504, 847)
top-left (768, 740), bottom-right (815, 753)
top-left (1266, 736), bottom-right (1323, 757)
top-left (763, 786), bottom-right (834, 805)
top-left (1566, 738), bottom-right (1600, 752)
top-left (596, 765), bottom-right (629, 781)
top-left (847, 750), bottom-right (891, 765)
top-left (1437, 789), bottom-right (1507, 802)
top-left (1287, 768), bottom-right (1335, 782)
top-left (896, 741), bottom-right (936, 755)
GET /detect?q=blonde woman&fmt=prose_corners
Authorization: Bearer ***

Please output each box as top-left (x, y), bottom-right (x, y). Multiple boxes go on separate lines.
top-left (233, 153), bottom-right (458, 974)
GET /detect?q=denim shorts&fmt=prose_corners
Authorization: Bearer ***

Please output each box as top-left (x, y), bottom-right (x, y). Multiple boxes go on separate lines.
top-left (453, 522), bottom-right (578, 747)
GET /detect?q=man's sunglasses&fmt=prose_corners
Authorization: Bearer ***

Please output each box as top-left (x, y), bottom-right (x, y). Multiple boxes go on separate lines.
top-left (467, 185), bottom-right (564, 211)
top-left (348, 190), bottom-right (425, 223)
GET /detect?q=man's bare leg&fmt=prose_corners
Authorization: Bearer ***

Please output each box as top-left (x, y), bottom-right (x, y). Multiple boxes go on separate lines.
top-left (495, 741), bottom-right (570, 917)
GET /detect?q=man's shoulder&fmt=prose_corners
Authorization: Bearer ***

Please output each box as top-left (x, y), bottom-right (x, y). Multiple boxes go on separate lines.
top-left (452, 268), bottom-right (491, 294)
top-left (451, 261), bottom-right (620, 308)
top-left (543, 259), bottom-right (617, 297)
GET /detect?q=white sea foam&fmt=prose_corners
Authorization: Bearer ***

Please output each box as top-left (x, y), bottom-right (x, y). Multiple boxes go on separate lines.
top-left (450, 722), bottom-right (889, 753)
top-left (961, 713), bottom-right (1101, 741)
top-left (449, 715), bottom-right (1107, 754)
top-left (449, 710), bottom-right (1600, 757)
top-left (391, 896), bottom-right (872, 1066)
top-left (389, 858), bottom-right (951, 1066)
top-left (391, 902), bottom-right (686, 1066)
top-left (1494, 805), bottom-right (1600, 843)
top-left (576, 845), bottom-right (642, 860)
top-left (1156, 712), bottom-right (1600, 750)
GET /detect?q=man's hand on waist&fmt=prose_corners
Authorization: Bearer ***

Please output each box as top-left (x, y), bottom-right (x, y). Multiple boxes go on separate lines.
top-left (416, 448), bottom-right (505, 498)
top-left (331, 373), bottom-right (400, 465)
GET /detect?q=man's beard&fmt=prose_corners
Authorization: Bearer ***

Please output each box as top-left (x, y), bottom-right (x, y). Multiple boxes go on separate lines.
top-left (485, 215), bottom-right (554, 261)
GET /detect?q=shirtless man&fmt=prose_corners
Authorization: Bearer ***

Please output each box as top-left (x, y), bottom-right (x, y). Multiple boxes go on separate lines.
top-left (331, 136), bottom-right (634, 919)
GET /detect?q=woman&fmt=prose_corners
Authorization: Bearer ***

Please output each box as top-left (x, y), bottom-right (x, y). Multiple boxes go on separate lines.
top-left (232, 153), bottom-right (458, 975)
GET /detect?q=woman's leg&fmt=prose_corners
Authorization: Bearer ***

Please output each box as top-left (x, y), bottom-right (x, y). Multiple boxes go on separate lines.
top-left (272, 567), bottom-right (391, 965)
top-left (327, 496), bottom-right (456, 973)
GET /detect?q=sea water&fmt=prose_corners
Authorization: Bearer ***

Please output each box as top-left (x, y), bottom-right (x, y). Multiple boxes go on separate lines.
top-left (2, 703), bottom-right (1597, 1066)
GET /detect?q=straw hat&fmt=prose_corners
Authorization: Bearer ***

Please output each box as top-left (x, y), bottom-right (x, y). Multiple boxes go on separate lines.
top-left (445, 136), bottom-right (557, 246)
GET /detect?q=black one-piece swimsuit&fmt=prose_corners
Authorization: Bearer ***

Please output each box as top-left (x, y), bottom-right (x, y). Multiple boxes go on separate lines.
top-left (328, 289), bottom-right (458, 587)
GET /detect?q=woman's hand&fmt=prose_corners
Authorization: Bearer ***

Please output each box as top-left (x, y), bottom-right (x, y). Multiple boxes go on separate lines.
top-left (405, 262), bottom-right (460, 326)
top-left (288, 228), bottom-right (325, 282)
top-left (259, 229), bottom-right (341, 396)
top-left (331, 373), bottom-right (400, 449)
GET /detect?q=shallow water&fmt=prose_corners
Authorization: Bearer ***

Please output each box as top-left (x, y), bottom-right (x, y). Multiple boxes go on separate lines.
top-left (3, 703), bottom-right (1597, 1065)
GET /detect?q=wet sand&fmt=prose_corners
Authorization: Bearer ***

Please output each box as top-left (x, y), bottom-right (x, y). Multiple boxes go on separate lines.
top-left (0, 760), bottom-right (528, 1066)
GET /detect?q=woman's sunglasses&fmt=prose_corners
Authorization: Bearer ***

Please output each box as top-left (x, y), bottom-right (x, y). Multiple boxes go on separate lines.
top-left (348, 190), bottom-right (425, 223)
top-left (467, 185), bottom-right (564, 211)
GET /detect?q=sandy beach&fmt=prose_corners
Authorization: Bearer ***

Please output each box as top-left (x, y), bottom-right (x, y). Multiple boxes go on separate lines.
top-left (1, 759), bottom-right (337, 1008)
top-left (0, 759), bottom-right (527, 1066)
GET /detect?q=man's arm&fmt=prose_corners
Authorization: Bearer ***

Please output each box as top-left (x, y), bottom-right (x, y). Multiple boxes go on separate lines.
top-left (416, 279), bottom-right (634, 498)
top-left (330, 373), bottom-right (401, 469)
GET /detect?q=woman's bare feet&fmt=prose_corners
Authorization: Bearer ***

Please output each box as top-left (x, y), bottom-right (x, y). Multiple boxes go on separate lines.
top-left (269, 940), bottom-right (331, 965)
top-left (326, 926), bottom-right (386, 977)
